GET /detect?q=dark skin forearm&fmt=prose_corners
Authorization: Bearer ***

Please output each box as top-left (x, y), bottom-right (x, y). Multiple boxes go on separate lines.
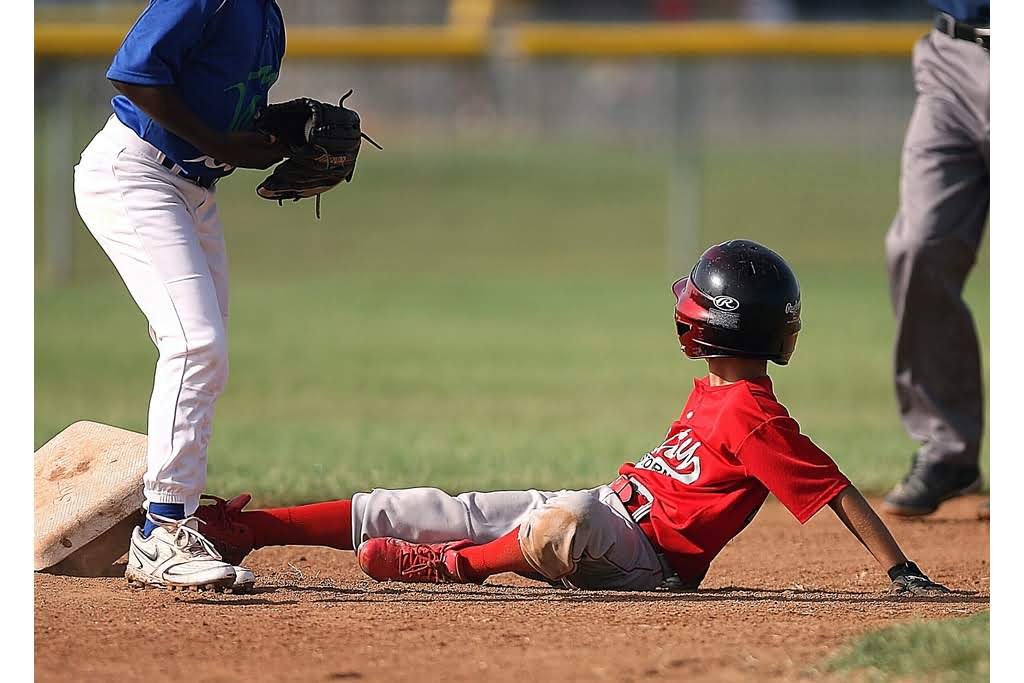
top-left (829, 484), bottom-right (949, 594)
top-left (828, 484), bottom-right (907, 571)
top-left (110, 81), bottom-right (286, 169)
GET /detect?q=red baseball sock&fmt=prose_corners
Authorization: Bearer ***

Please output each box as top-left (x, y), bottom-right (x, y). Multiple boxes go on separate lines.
top-left (455, 527), bottom-right (532, 581)
top-left (242, 500), bottom-right (353, 550)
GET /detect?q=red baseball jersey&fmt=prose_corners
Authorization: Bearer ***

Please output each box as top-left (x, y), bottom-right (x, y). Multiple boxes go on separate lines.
top-left (618, 375), bottom-right (850, 584)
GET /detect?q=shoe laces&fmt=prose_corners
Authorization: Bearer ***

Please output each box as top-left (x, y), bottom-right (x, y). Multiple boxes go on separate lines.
top-left (399, 545), bottom-right (450, 581)
top-left (148, 513), bottom-right (223, 561)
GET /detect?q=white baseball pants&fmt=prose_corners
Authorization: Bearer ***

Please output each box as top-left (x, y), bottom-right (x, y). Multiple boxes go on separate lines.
top-left (73, 115), bottom-right (228, 514)
top-left (352, 486), bottom-right (671, 590)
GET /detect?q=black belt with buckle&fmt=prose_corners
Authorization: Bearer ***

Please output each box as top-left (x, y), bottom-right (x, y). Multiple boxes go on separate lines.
top-left (159, 156), bottom-right (219, 190)
top-left (934, 11), bottom-right (990, 50)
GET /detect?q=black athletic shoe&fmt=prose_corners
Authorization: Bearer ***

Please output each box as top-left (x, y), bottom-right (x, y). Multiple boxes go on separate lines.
top-left (882, 453), bottom-right (982, 517)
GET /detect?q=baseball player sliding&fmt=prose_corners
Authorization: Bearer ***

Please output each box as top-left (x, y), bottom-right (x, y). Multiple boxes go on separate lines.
top-left (195, 241), bottom-right (949, 595)
top-left (74, 0), bottom-right (371, 592)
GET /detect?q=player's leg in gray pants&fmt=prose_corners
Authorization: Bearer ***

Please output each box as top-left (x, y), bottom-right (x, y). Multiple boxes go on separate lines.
top-left (885, 30), bottom-right (989, 470)
top-left (351, 486), bottom-right (668, 590)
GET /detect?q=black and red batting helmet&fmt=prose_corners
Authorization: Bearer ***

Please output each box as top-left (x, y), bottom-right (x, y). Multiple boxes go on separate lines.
top-left (672, 239), bottom-right (802, 365)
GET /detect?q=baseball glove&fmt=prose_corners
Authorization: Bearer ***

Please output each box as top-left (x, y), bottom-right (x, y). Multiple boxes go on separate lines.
top-left (253, 90), bottom-right (381, 218)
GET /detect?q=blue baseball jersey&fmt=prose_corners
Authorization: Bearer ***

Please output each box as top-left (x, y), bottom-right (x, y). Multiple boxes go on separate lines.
top-left (929, 1), bottom-right (989, 23)
top-left (107, 0), bottom-right (285, 182)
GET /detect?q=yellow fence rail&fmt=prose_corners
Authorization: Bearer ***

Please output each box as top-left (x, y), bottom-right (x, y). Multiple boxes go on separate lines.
top-left (35, 22), bottom-right (929, 60)
top-left (512, 22), bottom-right (928, 58)
top-left (35, 24), bottom-right (488, 59)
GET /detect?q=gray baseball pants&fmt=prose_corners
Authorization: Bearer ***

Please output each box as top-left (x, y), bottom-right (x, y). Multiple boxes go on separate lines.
top-left (885, 29), bottom-right (989, 469)
top-left (351, 486), bottom-right (670, 590)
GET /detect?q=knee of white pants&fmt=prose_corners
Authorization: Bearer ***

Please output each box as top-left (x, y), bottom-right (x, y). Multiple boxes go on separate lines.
top-left (158, 324), bottom-right (229, 395)
top-left (519, 493), bottom-right (600, 581)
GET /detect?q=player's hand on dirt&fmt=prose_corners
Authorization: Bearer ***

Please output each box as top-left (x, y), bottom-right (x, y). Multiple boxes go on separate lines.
top-left (888, 561), bottom-right (949, 596)
top-left (211, 131), bottom-right (288, 170)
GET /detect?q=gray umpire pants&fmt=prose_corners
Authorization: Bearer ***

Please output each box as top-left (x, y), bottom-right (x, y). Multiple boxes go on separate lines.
top-left (885, 29), bottom-right (989, 469)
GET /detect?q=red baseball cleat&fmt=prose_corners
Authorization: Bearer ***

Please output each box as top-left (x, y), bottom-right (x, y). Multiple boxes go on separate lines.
top-left (194, 493), bottom-right (257, 566)
top-left (357, 537), bottom-right (477, 584)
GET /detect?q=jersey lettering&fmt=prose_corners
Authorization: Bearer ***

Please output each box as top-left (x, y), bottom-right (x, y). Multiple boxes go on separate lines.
top-left (225, 65), bottom-right (279, 131)
top-left (636, 429), bottom-right (702, 485)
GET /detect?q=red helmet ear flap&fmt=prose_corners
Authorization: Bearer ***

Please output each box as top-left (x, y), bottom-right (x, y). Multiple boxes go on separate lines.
top-left (671, 276), bottom-right (688, 301)
top-left (674, 277), bottom-right (712, 325)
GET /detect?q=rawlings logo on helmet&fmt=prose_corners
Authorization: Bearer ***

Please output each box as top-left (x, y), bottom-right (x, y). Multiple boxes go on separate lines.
top-left (713, 295), bottom-right (740, 312)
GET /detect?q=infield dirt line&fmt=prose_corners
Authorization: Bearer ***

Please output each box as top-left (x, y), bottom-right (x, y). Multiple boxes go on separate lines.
top-left (35, 496), bottom-right (988, 682)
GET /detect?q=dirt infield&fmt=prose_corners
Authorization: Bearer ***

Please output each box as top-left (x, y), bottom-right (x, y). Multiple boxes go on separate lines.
top-left (35, 496), bottom-right (989, 682)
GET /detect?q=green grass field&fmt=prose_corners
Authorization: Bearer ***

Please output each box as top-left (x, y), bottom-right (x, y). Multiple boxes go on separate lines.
top-left (827, 612), bottom-right (990, 682)
top-left (35, 143), bottom-right (989, 504)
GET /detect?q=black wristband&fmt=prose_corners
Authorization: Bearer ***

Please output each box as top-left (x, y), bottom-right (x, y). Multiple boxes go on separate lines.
top-left (888, 560), bottom-right (922, 582)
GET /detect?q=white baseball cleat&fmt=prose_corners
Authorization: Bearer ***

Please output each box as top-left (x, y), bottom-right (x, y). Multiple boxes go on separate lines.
top-left (125, 514), bottom-right (237, 591)
top-left (230, 565), bottom-right (256, 593)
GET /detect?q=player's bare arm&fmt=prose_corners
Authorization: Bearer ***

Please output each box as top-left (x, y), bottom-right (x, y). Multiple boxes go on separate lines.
top-left (828, 485), bottom-right (949, 595)
top-left (108, 81), bottom-right (286, 169)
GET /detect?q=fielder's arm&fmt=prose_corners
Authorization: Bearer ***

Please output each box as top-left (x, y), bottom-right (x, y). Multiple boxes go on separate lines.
top-left (109, 81), bottom-right (286, 169)
top-left (828, 485), bottom-right (949, 594)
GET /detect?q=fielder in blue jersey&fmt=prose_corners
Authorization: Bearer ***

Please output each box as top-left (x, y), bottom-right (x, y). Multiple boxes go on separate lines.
top-left (73, 0), bottom-right (289, 592)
